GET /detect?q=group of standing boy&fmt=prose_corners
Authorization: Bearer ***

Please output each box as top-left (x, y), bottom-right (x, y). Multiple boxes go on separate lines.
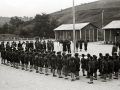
top-left (0, 40), bottom-right (120, 84)
top-left (58, 39), bottom-right (88, 53)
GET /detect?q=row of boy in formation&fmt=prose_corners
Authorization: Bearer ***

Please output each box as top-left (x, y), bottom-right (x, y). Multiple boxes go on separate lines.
top-left (58, 39), bottom-right (88, 53)
top-left (0, 47), bottom-right (120, 84)
top-left (0, 40), bottom-right (54, 52)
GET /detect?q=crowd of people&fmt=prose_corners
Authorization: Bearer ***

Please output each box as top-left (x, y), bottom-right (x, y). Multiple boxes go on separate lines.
top-left (57, 39), bottom-right (88, 53)
top-left (0, 40), bottom-right (120, 84)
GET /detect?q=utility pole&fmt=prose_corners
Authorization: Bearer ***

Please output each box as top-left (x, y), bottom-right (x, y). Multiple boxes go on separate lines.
top-left (102, 10), bottom-right (104, 29)
top-left (102, 10), bottom-right (105, 43)
top-left (73, 0), bottom-right (76, 53)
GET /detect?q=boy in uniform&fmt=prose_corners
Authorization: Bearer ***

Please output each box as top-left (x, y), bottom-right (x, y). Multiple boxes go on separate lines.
top-left (101, 56), bottom-right (108, 82)
top-left (56, 52), bottom-right (63, 78)
top-left (15, 50), bottom-right (19, 69)
top-left (39, 52), bottom-right (44, 74)
top-left (67, 54), bottom-right (72, 76)
top-left (1, 48), bottom-right (5, 64)
top-left (20, 51), bottom-right (25, 70)
top-left (24, 51), bottom-right (29, 71)
top-left (113, 55), bottom-right (119, 79)
top-left (74, 53), bottom-right (80, 80)
top-left (35, 52), bottom-right (39, 73)
top-left (81, 54), bottom-right (86, 76)
top-left (108, 56), bottom-right (114, 80)
top-left (98, 53), bottom-right (103, 76)
top-left (88, 56), bottom-right (94, 84)
top-left (44, 52), bottom-right (49, 75)
top-left (29, 51), bottom-right (34, 72)
top-left (86, 54), bottom-right (91, 78)
top-left (11, 48), bottom-right (14, 67)
top-left (6, 48), bottom-right (10, 66)
top-left (62, 55), bottom-right (69, 79)
top-left (69, 57), bottom-right (76, 81)
top-left (12, 48), bottom-right (16, 68)
top-left (93, 55), bottom-right (98, 80)
top-left (51, 51), bottom-right (57, 77)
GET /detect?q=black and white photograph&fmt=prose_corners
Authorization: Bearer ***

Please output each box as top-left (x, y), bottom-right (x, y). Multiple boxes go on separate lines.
top-left (0, 0), bottom-right (120, 90)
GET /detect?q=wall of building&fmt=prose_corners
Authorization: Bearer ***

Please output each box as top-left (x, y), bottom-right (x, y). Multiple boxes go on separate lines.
top-left (111, 30), bottom-right (115, 42)
top-left (105, 29), bottom-right (120, 42)
top-left (105, 29), bottom-right (110, 42)
top-left (116, 29), bottom-right (120, 41)
top-left (54, 23), bottom-right (98, 41)
top-left (82, 24), bottom-right (98, 41)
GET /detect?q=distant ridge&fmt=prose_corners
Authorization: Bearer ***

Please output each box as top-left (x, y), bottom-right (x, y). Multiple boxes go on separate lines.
top-left (1, 0), bottom-right (120, 29)
top-left (50, 0), bottom-right (120, 28)
top-left (0, 16), bottom-right (33, 27)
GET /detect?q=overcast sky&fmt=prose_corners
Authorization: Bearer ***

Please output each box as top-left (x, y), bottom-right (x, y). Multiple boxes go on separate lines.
top-left (0, 0), bottom-right (98, 17)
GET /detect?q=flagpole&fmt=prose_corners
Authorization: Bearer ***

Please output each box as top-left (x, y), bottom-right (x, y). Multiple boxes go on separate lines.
top-left (73, 0), bottom-right (76, 53)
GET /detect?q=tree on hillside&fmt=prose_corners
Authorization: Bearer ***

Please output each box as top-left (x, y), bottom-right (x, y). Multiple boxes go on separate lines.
top-left (1, 23), bottom-right (9, 34)
top-left (33, 13), bottom-right (59, 38)
top-left (0, 14), bottom-right (59, 38)
top-left (0, 27), bottom-right (2, 33)
top-left (9, 16), bottom-right (24, 34)
top-left (49, 18), bottom-right (59, 38)
top-left (19, 24), bottom-right (34, 38)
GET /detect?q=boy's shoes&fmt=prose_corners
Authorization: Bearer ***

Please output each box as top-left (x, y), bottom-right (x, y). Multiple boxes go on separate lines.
top-left (36, 71), bottom-right (39, 73)
top-left (71, 79), bottom-right (75, 81)
top-left (86, 76), bottom-right (90, 78)
top-left (114, 77), bottom-right (118, 79)
top-left (94, 78), bottom-right (97, 80)
top-left (45, 73), bottom-right (49, 75)
top-left (59, 76), bottom-right (63, 78)
top-left (65, 77), bottom-right (69, 80)
top-left (76, 78), bottom-right (80, 80)
top-left (101, 80), bottom-right (106, 82)
top-left (83, 74), bottom-right (86, 76)
top-left (53, 75), bottom-right (57, 77)
top-left (88, 82), bottom-right (93, 84)
top-left (98, 74), bottom-right (101, 76)
top-left (40, 72), bottom-right (44, 74)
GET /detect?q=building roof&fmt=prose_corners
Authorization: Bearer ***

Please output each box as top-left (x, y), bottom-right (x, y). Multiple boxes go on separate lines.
top-left (54, 22), bottom-right (90, 31)
top-left (103, 20), bottom-right (120, 29)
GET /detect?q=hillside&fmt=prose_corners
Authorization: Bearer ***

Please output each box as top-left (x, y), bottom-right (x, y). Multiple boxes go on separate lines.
top-left (50, 0), bottom-right (120, 28)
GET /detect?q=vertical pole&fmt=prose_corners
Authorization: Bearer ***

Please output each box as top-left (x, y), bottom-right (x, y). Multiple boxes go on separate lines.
top-left (115, 29), bottom-right (117, 43)
top-left (93, 29), bottom-right (94, 41)
top-left (110, 29), bottom-right (111, 42)
top-left (102, 10), bottom-right (105, 43)
top-left (85, 30), bottom-right (86, 41)
top-left (73, 0), bottom-right (76, 53)
top-left (89, 29), bottom-right (90, 41)
top-left (60, 31), bottom-right (61, 40)
top-left (63, 31), bottom-right (64, 40)
top-left (102, 10), bottom-right (104, 29)
top-left (97, 29), bottom-right (98, 41)
top-left (55, 31), bottom-right (56, 40)
top-left (66, 31), bottom-right (67, 39)
top-left (104, 30), bottom-right (105, 43)
top-left (76, 31), bottom-right (77, 40)
top-left (80, 30), bottom-right (81, 39)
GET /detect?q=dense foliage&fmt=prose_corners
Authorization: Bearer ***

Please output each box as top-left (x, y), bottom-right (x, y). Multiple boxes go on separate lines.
top-left (0, 13), bottom-right (59, 38)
